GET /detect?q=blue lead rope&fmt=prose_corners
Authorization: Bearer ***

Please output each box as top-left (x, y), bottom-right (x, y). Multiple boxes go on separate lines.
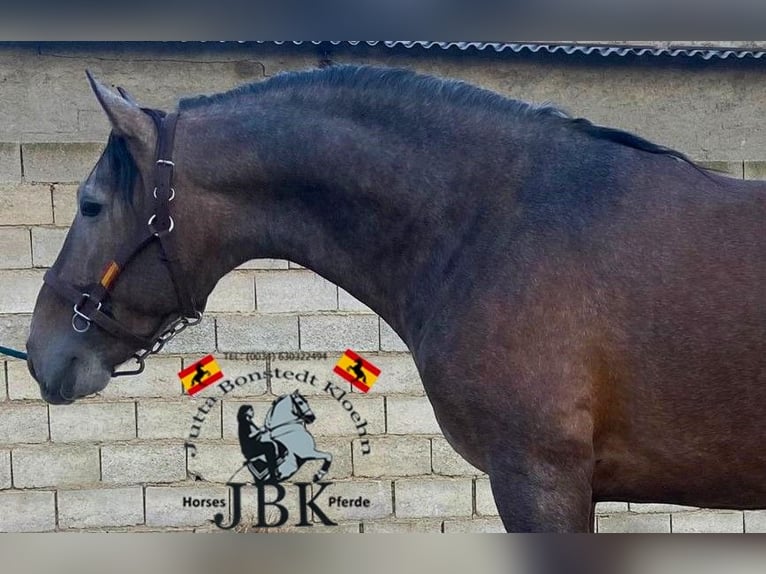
top-left (0, 346), bottom-right (27, 361)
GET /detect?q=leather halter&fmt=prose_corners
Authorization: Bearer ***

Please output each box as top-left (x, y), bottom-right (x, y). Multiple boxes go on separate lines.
top-left (43, 111), bottom-right (202, 376)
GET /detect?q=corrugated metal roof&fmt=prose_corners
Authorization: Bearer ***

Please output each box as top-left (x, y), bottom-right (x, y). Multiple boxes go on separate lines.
top-left (256, 41), bottom-right (766, 60)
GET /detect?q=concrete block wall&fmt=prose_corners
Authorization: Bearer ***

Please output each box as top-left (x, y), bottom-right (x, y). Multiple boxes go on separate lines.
top-left (0, 43), bottom-right (764, 532)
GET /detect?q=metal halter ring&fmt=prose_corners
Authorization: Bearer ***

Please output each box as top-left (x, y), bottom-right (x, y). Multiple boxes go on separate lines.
top-left (153, 187), bottom-right (175, 201)
top-left (72, 294), bottom-right (101, 333)
top-left (186, 310), bottom-right (204, 326)
top-left (148, 214), bottom-right (174, 233)
top-left (111, 355), bottom-right (146, 377)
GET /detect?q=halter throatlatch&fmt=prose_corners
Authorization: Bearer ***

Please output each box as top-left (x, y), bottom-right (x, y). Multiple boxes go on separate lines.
top-left (43, 111), bottom-right (202, 377)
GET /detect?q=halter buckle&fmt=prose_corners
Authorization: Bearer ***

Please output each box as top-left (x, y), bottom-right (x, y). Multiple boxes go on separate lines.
top-left (148, 214), bottom-right (174, 234)
top-left (153, 187), bottom-right (175, 201)
top-left (72, 294), bottom-right (101, 334)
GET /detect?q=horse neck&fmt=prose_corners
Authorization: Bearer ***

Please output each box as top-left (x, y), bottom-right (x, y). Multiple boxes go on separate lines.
top-left (265, 397), bottom-right (291, 428)
top-left (178, 89), bottom-right (490, 348)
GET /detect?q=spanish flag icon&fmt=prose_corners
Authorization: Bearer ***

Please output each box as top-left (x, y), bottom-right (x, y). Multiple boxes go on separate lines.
top-left (178, 354), bottom-right (223, 396)
top-left (333, 349), bottom-right (381, 393)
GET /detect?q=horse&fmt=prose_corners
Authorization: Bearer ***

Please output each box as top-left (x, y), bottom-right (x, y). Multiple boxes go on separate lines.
top-left (235, 391), bottom-right (332, 484)
top-left (25, 65), bottom-right (766, 532)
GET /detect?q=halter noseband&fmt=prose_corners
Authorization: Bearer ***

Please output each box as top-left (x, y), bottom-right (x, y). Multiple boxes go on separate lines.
top-left (43, 111), bottom-right (202, 377)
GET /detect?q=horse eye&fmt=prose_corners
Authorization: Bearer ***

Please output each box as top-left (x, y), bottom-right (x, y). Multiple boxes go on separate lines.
top-left (80, 201), bottom-right (102, 217)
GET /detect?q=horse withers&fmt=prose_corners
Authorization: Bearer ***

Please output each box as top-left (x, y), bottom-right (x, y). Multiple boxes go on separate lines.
top-left (26, 66), bottom-right (766, 531)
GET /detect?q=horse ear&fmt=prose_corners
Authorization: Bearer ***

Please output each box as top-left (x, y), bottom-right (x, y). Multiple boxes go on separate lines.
top-left (116, 86), bottom-right (140, 107)
top-left (86, 70), bottom-right (156, 156)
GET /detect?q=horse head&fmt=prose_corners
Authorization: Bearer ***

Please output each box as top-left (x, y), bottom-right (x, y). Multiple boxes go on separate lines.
top-left (289, 390), bottom-right (316, 424)
top-left (26, 74), bottom-right (222, 403)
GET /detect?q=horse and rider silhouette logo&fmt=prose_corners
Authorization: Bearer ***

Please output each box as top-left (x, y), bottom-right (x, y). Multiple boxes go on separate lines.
top-left (233, 391), bottom-right (332, 484)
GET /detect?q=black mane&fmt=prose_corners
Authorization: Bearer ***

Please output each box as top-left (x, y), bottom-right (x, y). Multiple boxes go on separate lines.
top-left (104, 133), bottom-right (138, 204)
top-left (105, 108), bottom-right (165, 203)
top-left (567, 118), bottom-right (696, 165)
top-left (178, 65), bottom-right (696, 166)
top-left (179, 65), bottom-right (547, 116)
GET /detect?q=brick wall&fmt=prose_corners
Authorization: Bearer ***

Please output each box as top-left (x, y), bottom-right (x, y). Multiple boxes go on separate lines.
top-left (1, 43), bottom-right (765, 532)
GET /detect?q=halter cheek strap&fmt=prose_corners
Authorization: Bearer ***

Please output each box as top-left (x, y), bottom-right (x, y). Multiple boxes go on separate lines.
top-left (42, 111), bottom-right (202, 376)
